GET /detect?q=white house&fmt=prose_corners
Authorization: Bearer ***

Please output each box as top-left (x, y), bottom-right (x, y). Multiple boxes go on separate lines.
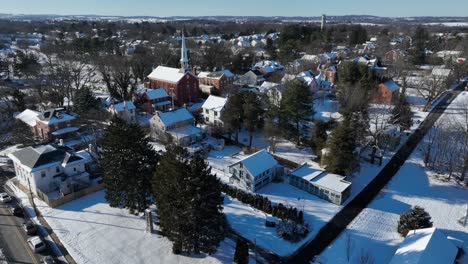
top-left (389, 227), bottom-right (459, 264)
top-left (289, 164), bottom-right (351, 205)
top-left (8, 144), bottom-right (91, 196)
top-left (201, 95), bottom-right (227, 127)
top-left (150, 108), bottom-right (204, 146)
top-left (228, 149), bottom-right (284, 192)
top-left (109, 101), bottom-right (136, 124)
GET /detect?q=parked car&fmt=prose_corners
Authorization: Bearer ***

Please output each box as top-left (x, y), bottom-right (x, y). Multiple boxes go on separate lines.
top-left (0, 192), bottom-right (12, 203)
top-left (27, 236), bottom-right (46, 253)
top-left (42, 256), bottom-right (56, 264)
top-left (22, 221), bottom-right (37, 236)
top-left (10, 205), bottom-right (23, 217)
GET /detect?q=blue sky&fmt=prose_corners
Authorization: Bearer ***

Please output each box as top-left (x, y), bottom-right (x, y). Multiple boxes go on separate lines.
top-left (2, 0), bottom-right (467, 17)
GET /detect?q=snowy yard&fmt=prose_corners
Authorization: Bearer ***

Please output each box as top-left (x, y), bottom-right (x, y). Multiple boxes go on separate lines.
top-left (319, 92), bottom-right (468, 264)
top-left (14, 190), bottom-right (250, 264)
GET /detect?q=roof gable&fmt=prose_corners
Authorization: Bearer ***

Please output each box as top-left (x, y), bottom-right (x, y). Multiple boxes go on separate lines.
top-left (148, 66), bottom-right (193, 83)
top-left (156, 108), bottom-right (194, 127)
top-left (234, 149), bottom-right (278, 177)
top-left (202, 95), bottom-right (227, 112)
top-left (145, 88), bottom-right (169, 100)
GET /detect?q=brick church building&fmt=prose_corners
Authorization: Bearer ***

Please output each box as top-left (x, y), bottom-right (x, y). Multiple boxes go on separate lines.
top-left (147, 32), bottom-right (199, 106)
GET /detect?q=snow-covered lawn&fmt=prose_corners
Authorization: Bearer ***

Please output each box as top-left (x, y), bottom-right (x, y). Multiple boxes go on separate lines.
top-left (319, 92), bottom-right (468, 264)
top-left (19, 190), bottom-right (248, 264)
top-left (314, 98), bottom-right (341, 121)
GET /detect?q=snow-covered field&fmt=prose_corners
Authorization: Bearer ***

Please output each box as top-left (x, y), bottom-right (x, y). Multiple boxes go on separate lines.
top-left (319, 92), bottom-right (468, 264)
top-left (19, 190), bottom-right (249, 264)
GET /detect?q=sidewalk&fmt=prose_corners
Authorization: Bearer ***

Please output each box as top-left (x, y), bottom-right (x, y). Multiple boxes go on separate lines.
top-left (5, 179), bottom-right (76, 264)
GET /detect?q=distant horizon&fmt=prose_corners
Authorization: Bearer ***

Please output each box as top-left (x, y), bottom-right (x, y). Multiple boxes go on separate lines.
top-left (2, 12), bottom-right (468, 19)
top-left (1, 0), bottom-right (468, 18)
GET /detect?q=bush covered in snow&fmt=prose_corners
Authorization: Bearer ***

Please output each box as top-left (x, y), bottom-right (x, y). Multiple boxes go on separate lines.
top-left (397, 206), bottom-right (433, 236)
top-left (276, 219), bottom-right (310, 242)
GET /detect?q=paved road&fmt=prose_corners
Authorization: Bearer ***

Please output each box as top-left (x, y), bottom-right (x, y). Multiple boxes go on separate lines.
top-left (285, 88), bottom-right (462, 263)
top-left (0, 164), bottom-right (41, 264)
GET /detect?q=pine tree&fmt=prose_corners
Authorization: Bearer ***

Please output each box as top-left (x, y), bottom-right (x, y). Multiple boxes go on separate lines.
top-left (101, 116), bottom-right (158, 212)
top-left (221, 93), bottom-right (244, 143)
top-left (392, 96), bottom-right (413, 131)
top-left (153, 146), bottom-right (226, 254)
top-left (74, 86), bottom-right (98, 114)
top-left (325, 117), bottom-right (357, 175)
top-left (242, 92), bottom-right (264, 149)
top-left (234, 238), bottom-right (249, 264)
top-left (398, 206), bottom-right (433, 237)
top-left (280, 79), bottom-right (314, 144)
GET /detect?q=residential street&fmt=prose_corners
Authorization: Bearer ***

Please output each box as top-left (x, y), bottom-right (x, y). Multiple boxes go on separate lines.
top-left (0, 164), bottom-right (41, 264)
top-left (286, 87), bottom-right (463, 263)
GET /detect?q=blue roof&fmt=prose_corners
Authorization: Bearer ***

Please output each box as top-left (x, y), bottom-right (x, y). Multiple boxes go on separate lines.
top-left (383, 80), bottom-right (400, 92)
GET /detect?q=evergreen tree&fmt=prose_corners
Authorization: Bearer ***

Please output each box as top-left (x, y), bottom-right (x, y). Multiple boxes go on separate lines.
top-left (325, 117), bottom-right (357, 175)
top-left (234, 238), bottom-right (249, 264)
top-left (392, 96), bottom-right (413, 131)
top-left (11, 120), bottom-right (35, 147)
top-left (280, 80), bottom-right (314, 144)
top-left (242, 92), bottom-right (264, 149)
top-left (349, 25), bottom-right (368, 45)
top-left (153, 146), bottom-right (226, 254)
top-left (74, 86), bottom-right (98, 114)
top-left (397, 206), bottom-right (433, 237)
top-left (221, 93), bottom-right (244, 144)
top-left (312, 120), bottom-right (329, 159)
top-left (101, 116), bottom-right (158, 212)
top-left (411, 26), bottom-right (429, 65)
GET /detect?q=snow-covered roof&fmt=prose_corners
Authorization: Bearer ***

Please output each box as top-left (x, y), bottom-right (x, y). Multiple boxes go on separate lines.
top-left (232, 149), bottom-right (279, 177)
top-left (37, 110), bottom-right (76, 125)
top-left (431, 68), bottom-right (451, 77)
top-left (382, 80), bottom-right (400, 92)
top-left (112, 101), bottom-right (136, 113)
top-left (145, 88), bottom-right (169, 100)
top-left (197, 71), bottom-right (210, 78)
top-left (389, 227), bottom-right (458, 264)
top-left (290, 164), bottom-right (351, 193)
top-left (202, 95), bottom-right (227, 112)
top-left (51, 126), bottom-right (80, 136)
top-left (15, 109), bottom-right (40, 126)
top-left (156, 108), bottom-right (193, 127)
top-left (147, 66), bottom-right (187, 83)
top-left (167, 125), bottom-right (203, 138)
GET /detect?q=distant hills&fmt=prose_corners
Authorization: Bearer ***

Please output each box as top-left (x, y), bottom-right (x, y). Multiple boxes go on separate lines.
top-left (0, 13), bottom-right (467, 25)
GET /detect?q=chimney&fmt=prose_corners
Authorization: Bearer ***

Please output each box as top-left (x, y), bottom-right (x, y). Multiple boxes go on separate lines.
top-left (88, 144), bottom-right (93, 153)
top-left (59, 139), bottom-right (64, 146)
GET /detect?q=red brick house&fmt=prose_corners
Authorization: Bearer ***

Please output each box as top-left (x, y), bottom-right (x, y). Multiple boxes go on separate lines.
top-left (198, 70), bottom-right (235, 92)
top-left (372, 80), bottom-right (401, 104)
top-left (323, 65), bottom-right (337, 84)
top-left (15, 108), bottom-right (79, 142)
top-left (138, 88), bottom-right (172, 113)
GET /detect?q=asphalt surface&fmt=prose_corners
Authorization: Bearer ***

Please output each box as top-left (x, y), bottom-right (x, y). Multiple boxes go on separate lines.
top-left (285, 88), bottom-right (462, 263)
top-left (0, 164), bottom-right (42, 264)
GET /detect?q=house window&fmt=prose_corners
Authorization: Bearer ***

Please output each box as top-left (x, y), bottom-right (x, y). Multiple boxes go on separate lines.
top-left (205, 109), bottom-right (209, 114)
top-left (41, 171), bottom-right (46, 178)
top-left (214, 111), bottom-right (218, 117)
top-left (56, 167), bottom-right (60, 173)
top-left (205, 117), bottom-right (209, 122)
top-left (73, 168), bottom-right (77, 172)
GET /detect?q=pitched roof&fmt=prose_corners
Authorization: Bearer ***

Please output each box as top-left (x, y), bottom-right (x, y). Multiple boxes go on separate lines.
top-left (147, 66), bottom-right (187, 83)
top-left (202, 95), bottom-right (227, 112)
top-left (382, 80), bottom-right (400, 92)
top-left (112, 101), bottom-right (136, 113)
top-left (15, 109), bottom-right (40, 126)
top-left (156, 108), bottom-right (193, 127)
top-left (233, 149), bottom-right (278, 177)
top-left (37, 109), bottom-right (76, 125)
top-left (8, 145), bottom-right (68, 170)
top-left (389, 228), bottom-right (458, 264)
top-left (291, 164), bottom-right (351, 193)
top-left (145, 88), bottom-right (169, 100)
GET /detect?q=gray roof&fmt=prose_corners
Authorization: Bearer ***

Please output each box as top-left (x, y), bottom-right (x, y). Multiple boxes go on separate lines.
top-left (8, 145), bottom-right (81, 169)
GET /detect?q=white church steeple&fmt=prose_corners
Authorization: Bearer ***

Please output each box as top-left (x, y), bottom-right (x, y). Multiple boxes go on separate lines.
top-left (180, 30), bottom-right (189, 72)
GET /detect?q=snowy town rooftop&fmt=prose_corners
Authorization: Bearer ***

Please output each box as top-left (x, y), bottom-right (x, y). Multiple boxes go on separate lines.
top-left (157, 107), bottom-right (193, 127)
top-left (229, 149), bottom-right (278, 178)
top-left (290, 164), bottom-right (351, 193)
top-left (15, 109), bottom-right (40, 126)
top-left (148, 65), bottom-right (189, 83)
top-left (144, 88), bottom-right (169, 100)
top-left (112, 101), bottom-right (136, 113)
top-left (382, 80), bottom-right (400, 92)
top-left (389, 227), bottom-right (459, 264)
top-left (38, 109), bottom-right (76, 125)
top-left (202, 95), bottom-right (227, 112)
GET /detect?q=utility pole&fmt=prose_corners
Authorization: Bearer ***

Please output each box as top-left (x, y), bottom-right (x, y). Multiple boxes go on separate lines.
top-left (27, 177), bottom-right (37, 214)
